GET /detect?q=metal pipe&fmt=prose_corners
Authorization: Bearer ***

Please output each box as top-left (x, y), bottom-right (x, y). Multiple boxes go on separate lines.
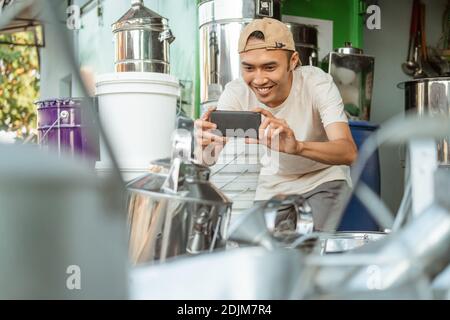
top-left (311, 170), bottom-right (450, 296)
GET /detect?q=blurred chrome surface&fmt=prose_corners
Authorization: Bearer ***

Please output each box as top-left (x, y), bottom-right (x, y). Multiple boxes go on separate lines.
top-left (130, 247), bottom-right (304, 299)
top-left (320, 231), bottom-right (387, 254)
top-left (0, 145), bottom-right (127, 299)
top-left (128, 168), bottom-right (450, 299)
top-left (228, 194), bottom-right (314, 250)
top-left (310, 169), bottom-right (450, 297)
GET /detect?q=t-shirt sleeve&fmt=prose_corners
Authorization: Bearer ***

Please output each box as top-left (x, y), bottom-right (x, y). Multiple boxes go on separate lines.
top-left (311, 71), bottom-right (348, 127)
top-left (216, 82), bottom-right (244, 111)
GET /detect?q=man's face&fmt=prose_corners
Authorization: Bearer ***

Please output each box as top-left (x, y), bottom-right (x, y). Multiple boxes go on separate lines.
top-left (240, 38), bottom-right (298, 108)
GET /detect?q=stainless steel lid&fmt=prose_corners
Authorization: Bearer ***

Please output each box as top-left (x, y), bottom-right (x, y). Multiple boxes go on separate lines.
top-left (336, 42), bottom-right (364, 55)
top-left (112, 0), bottom-right (168, 32)
top-left (126, 163), bottom-right (232, 206)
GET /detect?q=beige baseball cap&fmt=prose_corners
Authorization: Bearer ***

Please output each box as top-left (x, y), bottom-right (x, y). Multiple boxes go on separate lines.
top-left (238, 18), bottom-right (296, 53)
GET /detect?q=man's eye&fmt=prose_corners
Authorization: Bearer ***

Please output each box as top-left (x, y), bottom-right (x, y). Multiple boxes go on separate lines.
top-left (244, 67), bottom-right (253, 71)
top-left (265, 66), bottom-right (276, 71)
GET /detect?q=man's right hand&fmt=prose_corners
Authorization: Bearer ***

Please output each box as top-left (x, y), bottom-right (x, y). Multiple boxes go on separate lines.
top-left (194, 107), bottom-right (228, 165)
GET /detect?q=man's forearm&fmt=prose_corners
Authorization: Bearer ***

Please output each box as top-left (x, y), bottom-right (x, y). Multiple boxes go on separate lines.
top-left (295, 139), bottom-right (357, 166)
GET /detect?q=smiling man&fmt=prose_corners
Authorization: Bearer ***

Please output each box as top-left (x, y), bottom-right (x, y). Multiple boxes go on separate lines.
top-left (195, 18), bottom-right (357, 231)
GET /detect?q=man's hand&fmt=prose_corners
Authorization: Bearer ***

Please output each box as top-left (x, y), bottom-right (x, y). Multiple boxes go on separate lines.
top-left (247, 107), bottom-right (300, 154)
top-left (194, 107), bottom-right (228, 165)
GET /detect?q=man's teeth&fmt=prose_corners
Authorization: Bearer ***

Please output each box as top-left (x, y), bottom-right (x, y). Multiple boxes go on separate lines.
top-left (256, 86), bottom-right (272, 93)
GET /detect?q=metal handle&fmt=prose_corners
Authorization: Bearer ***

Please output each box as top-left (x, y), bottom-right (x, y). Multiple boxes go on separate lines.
top-left (158, 29), bottom-right (176, 44)
top-left (39, 110), bottom-right (69, 142)
top-left (263, 194), bottom-right (314, 235)
top-left (131, 0), bottom-right (143, 6)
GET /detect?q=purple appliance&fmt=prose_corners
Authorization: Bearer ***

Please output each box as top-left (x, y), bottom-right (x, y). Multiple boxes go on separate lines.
top-left (36, 98), bottom-right (99, 165)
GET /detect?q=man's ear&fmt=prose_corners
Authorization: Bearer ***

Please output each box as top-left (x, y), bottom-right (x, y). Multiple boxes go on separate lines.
top-left (291, 51), bottom-right (300, 70)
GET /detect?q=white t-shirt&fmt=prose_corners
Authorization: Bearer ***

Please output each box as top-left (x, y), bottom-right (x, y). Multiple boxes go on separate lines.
top-left (217, 66), bottom-right (352, 200)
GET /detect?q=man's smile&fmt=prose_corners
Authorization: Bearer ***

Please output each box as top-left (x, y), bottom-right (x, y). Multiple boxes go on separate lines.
top-left (253, 85), bottom-right (275, 96)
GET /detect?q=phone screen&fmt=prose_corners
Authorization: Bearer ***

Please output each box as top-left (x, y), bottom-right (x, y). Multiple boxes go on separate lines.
top-left (210, 110), bottom-right (261, 139)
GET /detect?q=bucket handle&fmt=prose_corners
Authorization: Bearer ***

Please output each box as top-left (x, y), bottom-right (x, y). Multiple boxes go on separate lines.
top-left (40, 110), bottom-right (70, 142)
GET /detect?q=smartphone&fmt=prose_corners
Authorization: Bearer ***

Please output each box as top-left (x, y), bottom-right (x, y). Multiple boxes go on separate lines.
top-left (210, 110), bottom-right (261, 139)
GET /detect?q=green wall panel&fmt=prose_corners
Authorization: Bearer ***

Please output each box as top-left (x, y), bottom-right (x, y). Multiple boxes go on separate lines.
top-left (282, 0), bottom-right (364, 49)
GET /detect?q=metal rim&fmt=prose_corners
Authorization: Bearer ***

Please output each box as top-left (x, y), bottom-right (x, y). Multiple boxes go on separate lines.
top-left (320, 231), bottom-right (387, 240)
top-left (112, 18), bottom-right (168, 32)
top-left (397, 77), bottom-right (450, 89)
top-left (34, 97), bottom-right (87, 103)
top-left (127, 187), bottom-right (232, 206)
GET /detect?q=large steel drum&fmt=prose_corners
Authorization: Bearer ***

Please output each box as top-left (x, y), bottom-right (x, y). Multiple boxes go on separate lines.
top-left (398, 77), bottom-right (450, 164)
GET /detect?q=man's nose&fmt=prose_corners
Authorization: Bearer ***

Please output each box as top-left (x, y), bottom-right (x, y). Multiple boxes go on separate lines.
top-left (252, 70), bottom-right (268, 86)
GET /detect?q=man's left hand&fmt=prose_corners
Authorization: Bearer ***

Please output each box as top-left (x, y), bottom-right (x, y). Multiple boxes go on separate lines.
top-left (247, 107), bottom-right (302, 155)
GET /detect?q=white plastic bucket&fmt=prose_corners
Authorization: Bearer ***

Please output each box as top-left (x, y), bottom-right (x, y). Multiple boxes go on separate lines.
top-left (95, 72), bottom-right (179, 174)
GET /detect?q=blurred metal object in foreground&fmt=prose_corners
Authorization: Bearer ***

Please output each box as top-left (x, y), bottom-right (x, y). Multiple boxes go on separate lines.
top-left (228, 194), bottom-right (314, 250)
top-left (126, 122), bottom-right (232, 265)
top-left (112, 0), bottom-right (175, 73)
top-left (228, 193), bottom-right (388, 254)
top-left (318, 231), bottom-right (387, 254)
top-left (307, 168), bottom-right (450, 299)
top-left (130, 247), bottom-right (304, 299)
top-left (0, 145), bottom-right (128, 299)
top-left (129, 168), bottom-right (450, 299)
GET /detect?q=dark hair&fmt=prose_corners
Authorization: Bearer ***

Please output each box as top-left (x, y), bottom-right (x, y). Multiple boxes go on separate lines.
top-left (247, 31), bottom-right (300, 70)
top-left (248, 30), bottom-right (265, 40)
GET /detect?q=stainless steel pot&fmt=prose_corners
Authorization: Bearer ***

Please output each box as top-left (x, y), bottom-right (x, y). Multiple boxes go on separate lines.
top-left (285, 22), bottom-right (318, 66)
top-left (112, 0), bottom-right (175, 73)
top-left (198, 0), bottom-right (281, 107)
top-left (126, 160), bottom-right (232, 265)
top-left (398, 77), bottom-right (450, 163)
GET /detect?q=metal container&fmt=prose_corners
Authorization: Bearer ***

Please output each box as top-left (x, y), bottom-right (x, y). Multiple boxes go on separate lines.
top-left (398, 77), bottom-right (450, 164)
top-left (285, 22), bottom-right (318, 67)
top-left (126, 161), bottom-right (232, 265)
top-left (112, 0), bottom-right (175, 73)
top-left (199, 0), bottom-right (281, 109)
top-left (324, 42), bottom-right (375, 121)
top-left (35, 98), bottom-right (99, 167)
